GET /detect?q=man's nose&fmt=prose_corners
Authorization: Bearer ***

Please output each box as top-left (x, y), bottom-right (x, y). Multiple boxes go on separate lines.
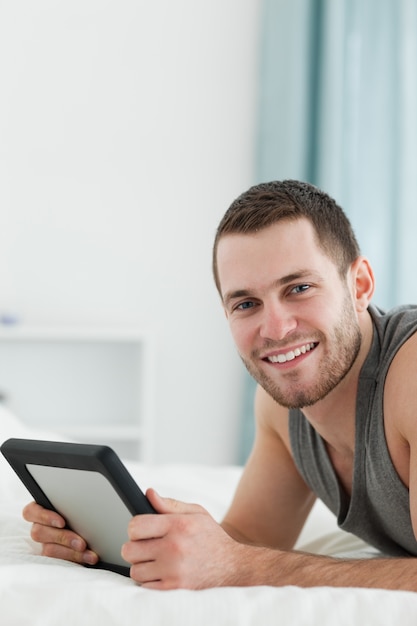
top-left (259, 302), bottom-right (297, 341)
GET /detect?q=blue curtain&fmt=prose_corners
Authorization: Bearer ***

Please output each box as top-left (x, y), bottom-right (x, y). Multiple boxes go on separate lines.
top-left (239, 0), bottom-right (417, 463)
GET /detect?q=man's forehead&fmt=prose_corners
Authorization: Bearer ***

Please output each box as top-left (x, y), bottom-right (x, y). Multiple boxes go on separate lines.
top-left (216, 220), bottom-right (332, 298)
top-left (217, 219), bottom-right (318, 263)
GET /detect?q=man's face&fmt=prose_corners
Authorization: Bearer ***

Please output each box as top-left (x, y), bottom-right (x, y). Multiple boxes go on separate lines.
top-left (216, 218), bottom-right (362, 409)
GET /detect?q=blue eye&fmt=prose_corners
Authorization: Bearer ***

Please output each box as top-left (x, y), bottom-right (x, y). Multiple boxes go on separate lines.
top-left (291, 284), bottom-right (310, 294)
top-left (237, 301), bottom-right (255, 310)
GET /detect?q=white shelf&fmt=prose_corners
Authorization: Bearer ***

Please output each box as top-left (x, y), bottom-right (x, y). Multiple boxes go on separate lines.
top-left (0, 326), bottom-right (150, 341)
top-left (0, 326), bottom-right (156, 461)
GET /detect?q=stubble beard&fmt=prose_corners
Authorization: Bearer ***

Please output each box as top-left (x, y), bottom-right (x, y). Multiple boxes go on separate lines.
top-left (240, 297), bottom-right (362, 409)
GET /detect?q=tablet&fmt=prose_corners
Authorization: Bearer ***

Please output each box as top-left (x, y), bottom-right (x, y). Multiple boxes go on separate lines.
top-left (0, 437), bottom-right (156, 576)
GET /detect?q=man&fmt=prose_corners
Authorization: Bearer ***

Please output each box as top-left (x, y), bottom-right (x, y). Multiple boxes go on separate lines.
top-left (24, 180), bottom-right (417, 590)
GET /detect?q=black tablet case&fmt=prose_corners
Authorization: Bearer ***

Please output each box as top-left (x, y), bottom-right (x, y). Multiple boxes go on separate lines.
top-left (0, 438), bottom-right (156, 576)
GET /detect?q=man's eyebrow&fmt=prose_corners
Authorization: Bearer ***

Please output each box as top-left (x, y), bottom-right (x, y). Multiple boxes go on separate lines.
top-left (275, 269), bottom-right (316, 285)
top-left (222, 289), bottom-right (252, 306)
top-left (222, 270), bottom-right (322, 306)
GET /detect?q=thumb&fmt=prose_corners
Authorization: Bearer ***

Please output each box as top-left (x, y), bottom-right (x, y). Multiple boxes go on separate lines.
top-left (146, 488), bottom-right (205, 515)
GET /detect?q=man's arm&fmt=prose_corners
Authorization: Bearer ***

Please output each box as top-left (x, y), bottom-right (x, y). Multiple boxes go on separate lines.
top-left (221, 385), bottom-right (316, 549)
top-left (218, 542), bottom-right (417, 590)
top-left (23, 458), bottom-right (417, 591)
top-left (122, 382), bottom-right (417, 590)
top-left (224, 335), bottom-right (417, 591)
top-left (121, 487), bottom-right (417, 590)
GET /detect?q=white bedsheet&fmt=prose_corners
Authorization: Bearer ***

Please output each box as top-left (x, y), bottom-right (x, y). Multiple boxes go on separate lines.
top-left (1, 406), bottom-right (417, 625)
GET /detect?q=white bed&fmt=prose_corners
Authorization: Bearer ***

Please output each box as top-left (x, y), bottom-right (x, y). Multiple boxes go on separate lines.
top-left (1, 405), bottom-right (417, 625)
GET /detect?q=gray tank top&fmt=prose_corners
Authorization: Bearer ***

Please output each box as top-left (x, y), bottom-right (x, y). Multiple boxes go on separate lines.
top-left (289, 304), bottom-right (417, 556)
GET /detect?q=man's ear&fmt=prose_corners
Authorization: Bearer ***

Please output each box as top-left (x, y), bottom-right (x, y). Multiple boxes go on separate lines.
top-left (350, 256), bottom-right (375, 312)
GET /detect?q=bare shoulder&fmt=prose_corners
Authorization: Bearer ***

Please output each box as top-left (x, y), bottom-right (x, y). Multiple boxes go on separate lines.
top-left (385, 330), bottom-right (417, 428)
top-left (384, 331), bottom-right (417, 488)
top-left (385, 330), bottom-right (417, 540)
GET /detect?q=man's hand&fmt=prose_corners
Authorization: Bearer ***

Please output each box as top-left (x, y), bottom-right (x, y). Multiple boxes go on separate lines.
top-left (22, 501), bottom-right (99, 566)
top-left (121, 488), bottom-right (244, 590)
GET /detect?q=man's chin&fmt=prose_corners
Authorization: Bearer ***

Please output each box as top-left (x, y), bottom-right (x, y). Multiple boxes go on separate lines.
top-left (255, 376), bottom-right (322, 409)
top-left (241, 359), bottom-right (322, 407)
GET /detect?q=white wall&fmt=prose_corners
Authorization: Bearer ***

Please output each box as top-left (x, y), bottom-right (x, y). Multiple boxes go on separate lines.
top-left (0, 1), bottom-right (261, 464)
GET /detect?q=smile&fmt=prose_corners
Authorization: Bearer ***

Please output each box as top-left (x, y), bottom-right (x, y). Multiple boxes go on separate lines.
top-left (266, 342), bottom-right (317, 364)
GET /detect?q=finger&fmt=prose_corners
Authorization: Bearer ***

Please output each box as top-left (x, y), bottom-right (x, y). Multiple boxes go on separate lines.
top-left (127, 513), bottom-right (169, 541)
top-left (129, 556), bottom-right (193, 590)
top-left (121, 537), bottom-right (157, 564)
top-left (30, 523), bottom-right (99, 565)
top-left (42, 542), bottom-right (99, 566)
top-left (127, 492), bottom-right (209, 541)
top-left (31, 522), bottom-right (88, 552)
top-left (22, 502), bottom-right (66, 529)
top-left (129, 559), bottom-right (162, 586)
top-left (146, 489), bottom-right (205, 515)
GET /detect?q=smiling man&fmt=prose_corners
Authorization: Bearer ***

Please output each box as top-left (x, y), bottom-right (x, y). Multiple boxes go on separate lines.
top-left (24, 180), bottom-right (417, 590)
top-left (216, 217), bottom-right (365, 411)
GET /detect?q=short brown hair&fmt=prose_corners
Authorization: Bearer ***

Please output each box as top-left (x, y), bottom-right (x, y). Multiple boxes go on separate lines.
top-left (212, 180), bottom-right (360, 294)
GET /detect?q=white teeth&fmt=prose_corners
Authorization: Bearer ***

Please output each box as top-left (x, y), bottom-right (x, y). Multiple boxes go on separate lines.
top-left (267, 343), bottom-right (315, 364)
